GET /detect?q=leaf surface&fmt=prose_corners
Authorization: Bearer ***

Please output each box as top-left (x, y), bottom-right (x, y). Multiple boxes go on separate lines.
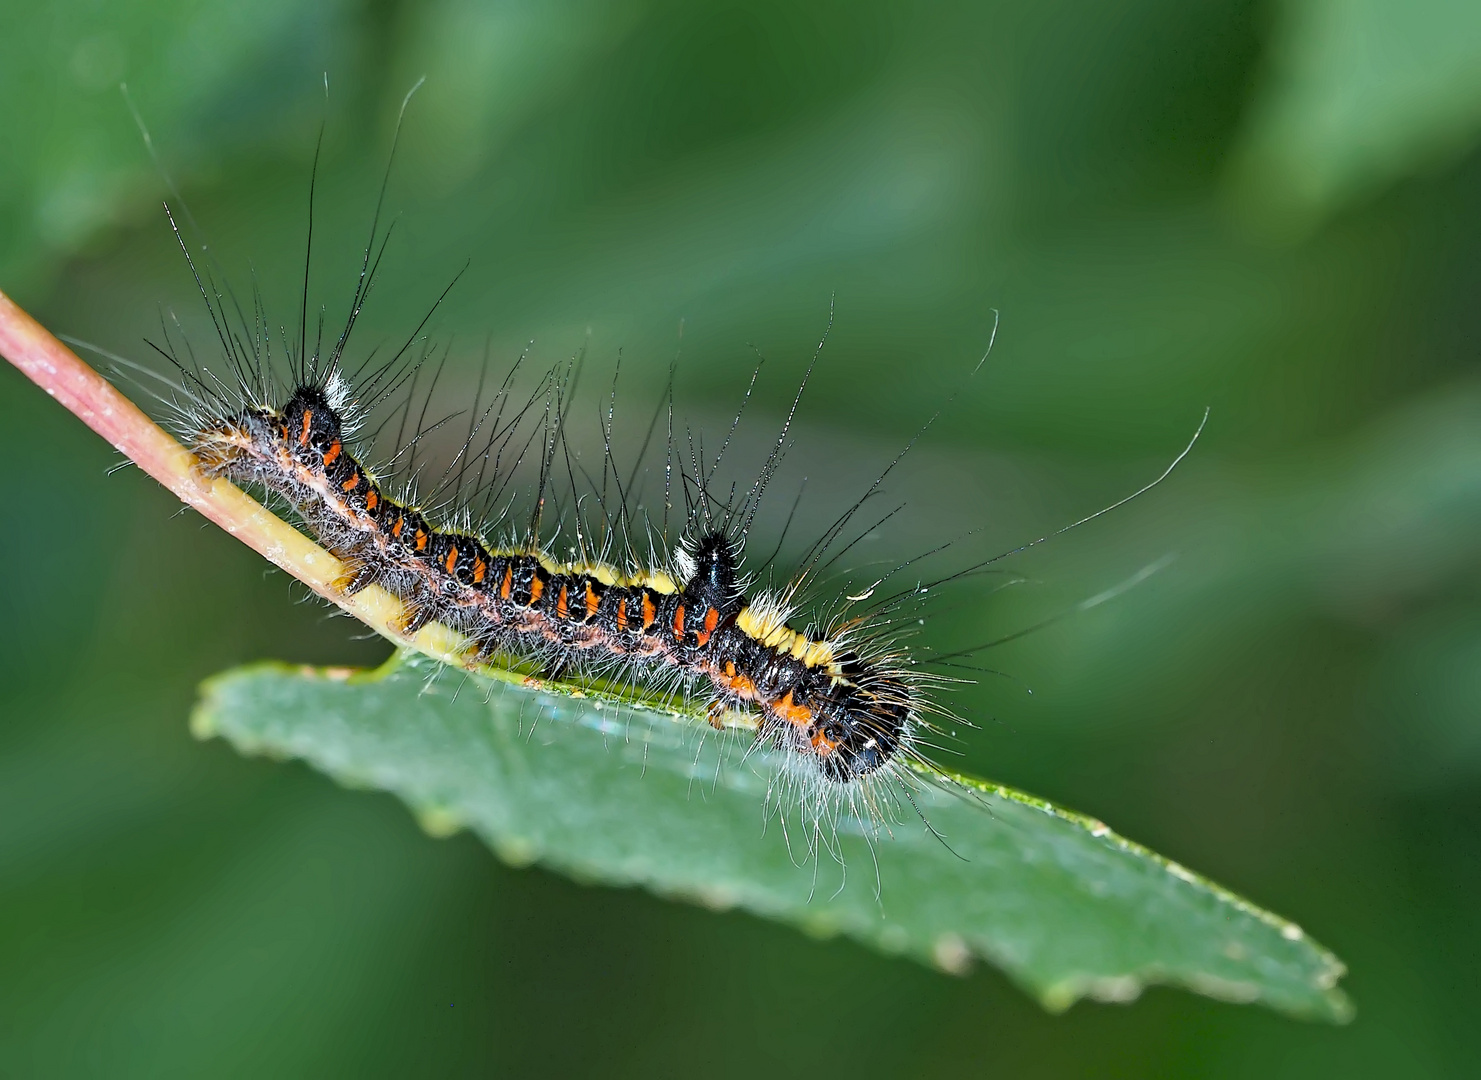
top-left (194, 653), bottom-right (1351, 1020)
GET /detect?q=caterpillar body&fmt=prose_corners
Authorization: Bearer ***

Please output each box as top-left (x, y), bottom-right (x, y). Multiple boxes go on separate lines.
top-left (194, 374), bottom-right (917, 786)
top-left (120, 104), bottom-right (1197, 835)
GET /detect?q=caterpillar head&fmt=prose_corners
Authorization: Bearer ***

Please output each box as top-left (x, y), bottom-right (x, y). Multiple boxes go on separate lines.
top-left (280, 385), bottom-right (344, 462)
top-left (810, 674), bottom-right (912, 783)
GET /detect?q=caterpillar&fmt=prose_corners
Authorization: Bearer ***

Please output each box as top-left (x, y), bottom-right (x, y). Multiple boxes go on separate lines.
top-left (109, 146), bottom-right (957, 826)
top-left (191, 367), bottom-right (917, 787)
top-left (103, 105), bottom-right (1200, 838)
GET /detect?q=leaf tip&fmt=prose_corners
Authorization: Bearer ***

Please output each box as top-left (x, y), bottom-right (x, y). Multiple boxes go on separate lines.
top-left (188, 704), bottom-right (218, 741)
top-left (1326, 990), bottom-right (1357, 1026)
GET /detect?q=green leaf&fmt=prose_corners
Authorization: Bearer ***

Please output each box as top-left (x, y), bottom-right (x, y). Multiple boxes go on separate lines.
top-left (192, 651), bottom-right (1351, 1021)
top-left (1232, 0), bottom-right (1481, 230)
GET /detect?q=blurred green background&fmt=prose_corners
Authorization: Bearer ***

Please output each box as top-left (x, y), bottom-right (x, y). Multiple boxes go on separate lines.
top-left (4, 0), bottom-right (1481, 1075)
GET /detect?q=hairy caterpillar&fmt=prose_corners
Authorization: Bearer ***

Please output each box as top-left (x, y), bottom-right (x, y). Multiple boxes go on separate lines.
top-left (192, 365), bottom-right (919, 787)
top-left (97, 102), bottom-right (1200, 837)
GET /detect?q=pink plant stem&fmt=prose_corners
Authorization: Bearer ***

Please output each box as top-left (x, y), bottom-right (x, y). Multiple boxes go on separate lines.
top-left (0, 288), bottom-right (370, 618)
top-left (0, 287), bottom-right (577, 688)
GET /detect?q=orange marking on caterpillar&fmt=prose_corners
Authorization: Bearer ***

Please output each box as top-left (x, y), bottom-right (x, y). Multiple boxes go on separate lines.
top-left (500, 564), bottom-right (513, 599)
top-left (528, 575), bottom-right (545, 604)
top-left (585, 582), bottom-right (599, 619)
top-left (391, 516), bottom-right (404, 538)
top-left (415, 529), bottom-right (428, 552)
top-left (811, 728), bottom-right (839, 754)
top-left (299, 411), bottom-right (312, 447)
top-left (444, 548), bottom-right (459, 574)
top-left (616, 598), bottom-right (628, 630)
top-left (556, 584), bottom-right (569, 619)
top-left (341, 473), bottom-right (359, 492)
top-left (322, 439), bottom-right (341, 467)
top-left (364, 489), bottom-right (378, 511)
top-left (774, 689), bottom-right (813, 728)
top-left (642, 593), bottom-right (656, 629)
top-left (694, 606), bottom-right (719, 647)
top-left (472, 557), bottom-right (486, 585)
top-left (672, 604), bottom-right (686, 640)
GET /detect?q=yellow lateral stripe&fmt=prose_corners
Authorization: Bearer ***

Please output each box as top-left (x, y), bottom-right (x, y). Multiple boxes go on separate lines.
top-left (736, 605), bottom-right (836, 669)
